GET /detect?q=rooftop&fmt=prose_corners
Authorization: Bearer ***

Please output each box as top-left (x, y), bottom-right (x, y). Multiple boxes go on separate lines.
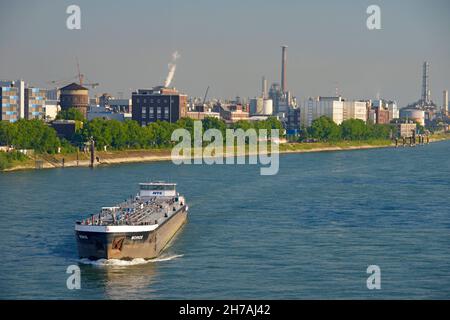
top-left (139, 182), bottom-right (177, 186)
top-left (133, 86), bottom-right (185, 96)
top-left (60, 82), bottom-right (89, 91)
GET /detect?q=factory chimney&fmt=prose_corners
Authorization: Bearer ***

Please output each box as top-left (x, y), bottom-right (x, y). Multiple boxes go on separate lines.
top-left (421, 61), bottom-right (430, 105)
top-left (444, 90), bottom-right (449, 114)
top-left (262, 76), bottom-right (268, 99)
top-left (281, 46), bottom-right (287, 94)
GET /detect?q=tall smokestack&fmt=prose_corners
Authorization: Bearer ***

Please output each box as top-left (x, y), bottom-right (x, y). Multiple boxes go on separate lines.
top-left (281, 46), bottom-right (287, 94)
top-left (421, 61), bottom-right (430, 105)
top-left (444, 90), bottom-right (448, 114)
top-left (262, 76), bottom-right (267, 99)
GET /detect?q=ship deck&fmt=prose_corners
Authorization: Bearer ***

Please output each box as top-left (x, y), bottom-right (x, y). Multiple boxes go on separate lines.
top-left (77, 196), bottom-right (184, 228)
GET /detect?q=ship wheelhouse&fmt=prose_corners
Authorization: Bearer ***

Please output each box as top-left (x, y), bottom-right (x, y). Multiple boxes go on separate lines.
top-left (139, 182), bottom-right (177, 198)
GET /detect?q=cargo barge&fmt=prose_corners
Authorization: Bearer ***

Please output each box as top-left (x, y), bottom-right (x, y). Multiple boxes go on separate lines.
top-left (75, 182), bottom-right (188, 260)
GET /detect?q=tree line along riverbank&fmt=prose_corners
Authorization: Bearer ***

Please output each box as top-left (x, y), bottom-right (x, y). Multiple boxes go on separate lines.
top-left (5, 137), bottom-right (450, 172)
top-left (1, 109), bottom-right (445, 172)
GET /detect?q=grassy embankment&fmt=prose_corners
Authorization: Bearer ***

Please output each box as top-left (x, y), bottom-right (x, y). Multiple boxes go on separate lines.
top-left (428, 132), bottom-right (450, 142)
top-left (2, 133), bottom-right (450, 172)
top-left (0, 151), bottom-right (33, 171)
top-left (279, 139), bottom-right (393, 152)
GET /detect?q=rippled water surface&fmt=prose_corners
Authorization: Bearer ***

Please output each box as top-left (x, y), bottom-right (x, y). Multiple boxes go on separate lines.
top-left (1, 141), bottom-right (450, 299)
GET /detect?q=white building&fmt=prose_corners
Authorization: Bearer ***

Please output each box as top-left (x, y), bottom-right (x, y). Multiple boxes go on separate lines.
top-left (44, 100), bottom-right (60, 121)
top-left (387, 101), bottom-right (399, 120)
top-left (250, 98), bottom-right (273, 116)
top-left (186, 111), bottom-right (221, 120)
top-left (250, 97), bottom-right (264, 115)
top-left (300, 97), bottom-right (344, 127)
top-left (397, 121), bottom-right (417, 138)
top-left (343, 101), bottom-right (367, 122)
top-left (372, 99), bottom-right (399, 121)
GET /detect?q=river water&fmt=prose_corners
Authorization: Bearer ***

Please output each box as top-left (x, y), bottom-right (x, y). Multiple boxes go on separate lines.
top-left (1, 141), bottom-right (450, 299)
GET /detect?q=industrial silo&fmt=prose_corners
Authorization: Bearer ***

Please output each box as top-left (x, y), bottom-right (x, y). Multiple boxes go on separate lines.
top-left (262, 99), bottom-right (273, 115)
top-left (400, 109), bottom-right (425, 126)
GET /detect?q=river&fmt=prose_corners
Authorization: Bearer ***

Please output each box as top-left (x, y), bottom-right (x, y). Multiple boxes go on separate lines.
top-left (1, 141), bottom-right (449, 299)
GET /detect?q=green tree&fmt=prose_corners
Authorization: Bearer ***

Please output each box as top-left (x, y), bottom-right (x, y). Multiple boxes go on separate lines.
top-left (142, 123), bottom-right (157, 147)
top-left (255, 117), bottom-right (284, 137)
top-left (10, 119), bottom-right (60, 153)
top-left (308, 116), bottom-right (342, 141)
top-left (148, 121), bottom-right (176, 147)
top-left (108, 120), bottom-right (128, 149)
top-left (262, 116), bottom-right (284, 131)
top-left (0, 122), bottom-right (18, 146)
top-left (198, 117), bottom-right (227, 146)
top-left (176, 117), bottom-right (195, 140)
top-left (298, 125), bottom-right (310, 142)
top-left (80, 118), bottom-right (112, 149)
top-left (232, 120), bottom-right (253, 131)
top-left (202, 117), bottom-right (227, 137)
top-left (124, 120), bottom-right (145, 148)
top-left (56, 108), bottom-right (85, 121)
top-left (366, 124), bottom-right (392, 140)
top-left (341, 119), bottom-right (368, 140)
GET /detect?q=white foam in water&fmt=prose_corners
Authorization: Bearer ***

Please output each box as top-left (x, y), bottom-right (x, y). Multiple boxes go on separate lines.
top-left (78, 254), bottom-right (183, 267)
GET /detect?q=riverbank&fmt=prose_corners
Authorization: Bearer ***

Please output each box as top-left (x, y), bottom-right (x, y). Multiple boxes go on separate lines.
top-left (2, 133), bottom-right (450, 172)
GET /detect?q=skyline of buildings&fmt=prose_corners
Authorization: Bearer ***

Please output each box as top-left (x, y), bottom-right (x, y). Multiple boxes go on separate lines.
top-left (1, 29), bottom-right (448, 127)
top-left (1, 77), bottom-right (447, 129)
top-left (1, 50), bottom-right (449, 129)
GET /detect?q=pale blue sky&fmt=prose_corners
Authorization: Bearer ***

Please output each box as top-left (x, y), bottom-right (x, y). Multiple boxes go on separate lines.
top-left (1, 0), bottom-right (449, 107)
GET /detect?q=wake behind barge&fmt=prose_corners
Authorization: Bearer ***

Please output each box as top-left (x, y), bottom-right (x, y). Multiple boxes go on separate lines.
top-left (75, 182), bottom-right (188, 260)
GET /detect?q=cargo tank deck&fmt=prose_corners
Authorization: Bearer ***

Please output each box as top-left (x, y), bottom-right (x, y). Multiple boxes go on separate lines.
top-left (76, 196), bottom-right (184, 228)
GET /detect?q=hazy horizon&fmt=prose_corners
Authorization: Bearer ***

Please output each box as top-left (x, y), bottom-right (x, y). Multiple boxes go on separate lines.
top-left (1, 0), bottom-right (449, 107)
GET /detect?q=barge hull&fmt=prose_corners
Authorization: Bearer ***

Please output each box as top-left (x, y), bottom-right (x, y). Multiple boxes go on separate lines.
top-left (76, 207), bottom-right (187, 260)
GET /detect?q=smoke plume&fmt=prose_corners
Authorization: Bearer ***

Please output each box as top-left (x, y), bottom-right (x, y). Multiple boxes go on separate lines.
top-left (164, 51), bottom-right (180, 87)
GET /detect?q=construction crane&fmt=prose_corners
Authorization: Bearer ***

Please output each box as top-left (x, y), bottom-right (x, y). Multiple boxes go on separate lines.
top-left (48, 58), bottom-right (99, 89)
top-left (76, 58), bottom-right (99, 88)
top-left (76, 58), bottom-right (84, 85)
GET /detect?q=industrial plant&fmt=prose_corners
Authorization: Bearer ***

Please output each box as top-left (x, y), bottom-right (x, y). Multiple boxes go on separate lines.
top-left (401, 61), bottom-right (449, 127)
top-left (1, 48), bottom-right (449, 138)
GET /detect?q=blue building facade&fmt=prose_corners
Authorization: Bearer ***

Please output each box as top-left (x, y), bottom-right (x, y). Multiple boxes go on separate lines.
top-left (0, 85), bottom-right (20, 123)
